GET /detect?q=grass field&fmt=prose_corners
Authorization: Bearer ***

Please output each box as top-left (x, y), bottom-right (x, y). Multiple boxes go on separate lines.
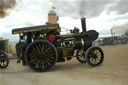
top-left (0, 44), bottom-right (128, 85)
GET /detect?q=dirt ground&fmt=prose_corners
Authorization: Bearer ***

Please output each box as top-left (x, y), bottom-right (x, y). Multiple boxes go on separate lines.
top-left (0, 44), bottom-right (128, 85)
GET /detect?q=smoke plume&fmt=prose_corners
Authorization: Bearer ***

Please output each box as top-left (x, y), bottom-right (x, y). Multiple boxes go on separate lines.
top-left (112, 22), bottom-right (128, 35)
top-left (0, 0), bottom-right (16, 18)
top-left (79, 0), bottom-right (86, 17)
top-left (49, 0), bottom-right (114, 19)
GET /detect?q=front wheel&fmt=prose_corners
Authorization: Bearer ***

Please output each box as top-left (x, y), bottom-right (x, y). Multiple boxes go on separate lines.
top-left (85, 47), bottom-right (104, 67)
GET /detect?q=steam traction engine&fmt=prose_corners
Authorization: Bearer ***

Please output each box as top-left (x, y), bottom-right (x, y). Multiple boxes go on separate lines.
top-left (12, 10), bottom-right (104, 72)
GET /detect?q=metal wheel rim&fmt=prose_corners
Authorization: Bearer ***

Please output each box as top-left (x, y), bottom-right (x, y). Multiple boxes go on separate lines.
top-left (76, 49), bottom-right (86, 63)
top-left (0, 51), bottom-right (9, 68)
top-left (25, 40), bottom-right (57, 72)
top-left (86, 47), bottom-right (104, 66)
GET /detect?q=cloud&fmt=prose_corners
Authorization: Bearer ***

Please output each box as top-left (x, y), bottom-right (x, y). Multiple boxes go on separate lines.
top-left (86, 1), bottom-right (113, 18)
top-left (0, 0), bottom-right (128, 39)
top-left (106, 0), bottom-right (128, 15)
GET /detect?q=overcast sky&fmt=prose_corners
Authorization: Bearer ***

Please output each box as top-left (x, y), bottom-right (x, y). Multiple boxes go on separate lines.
top-left (0, 0), bottom-right (128, 40)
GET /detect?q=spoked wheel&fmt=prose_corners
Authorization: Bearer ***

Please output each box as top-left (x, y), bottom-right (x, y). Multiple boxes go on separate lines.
top-left (76, 49), bottom-right (86, 63)
top-left (0, 51), bottom-right (9, 68)
top-left (85, 47), bottom-right (104, 67)
top-left (25, 40), bottom-right (58, 72)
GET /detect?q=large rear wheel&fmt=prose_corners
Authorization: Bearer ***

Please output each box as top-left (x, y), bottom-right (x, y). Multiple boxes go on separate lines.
top-left (25, 40), bottom-right (58, 72)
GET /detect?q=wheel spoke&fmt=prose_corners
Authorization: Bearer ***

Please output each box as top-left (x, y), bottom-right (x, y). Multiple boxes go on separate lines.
top-left (30, 58), bottom-right (38, 63)
top-left (96, 58), bottom-right (99, 63)
top-left (30, 56), bottom-right (36, 60)
top-left (45, 53), bottom-right (54, 57)
top-left (95, 59), bottom-right (98, 64)
top-left (46, 60), bottom-right (51, 66)
top-left (44, 44), bottom-right (48, 50)
top-left (93, 59), bottom-right (95, 64)
top-left (0, 54), bottom-right (4, 56)
top-left (97, 54), bottom-right (101, 58)
top-left (41, 44), bottom-right (44, 53)
top-left (89, 58), bottom-right (93, 63)
top-left (32, 50), bottom-right (38, 55)
top-left (35, 60), bottom-right (41, 68)
top-left (38, 44), bottom-right (42, 52)
top-left (1, 62), bottom-right (3, 66)
top-left (32, 47), bottom-right (37, 52)
top-left (44, 61), bottom-right (48, 68)
top-left (32, 47), bottom-right (39, 55)
top-left (97, 57), bottom-right (101, 60)
top-left (29, 53), bottom-right (37, 57)
top-left (2, 61), bottom-right (6, 66)
top-left (46, 49), bottom-right (53, 54)
top-left (36, 46), bottom-right (41, 53)
top-left (43, 47), bottom-right (51, 55)
top-left (47, 57), bottom-right (53, 62)
top-left (41, 60), bottom-right (45, 69)
top-left (97, 52), bottom-right (101, 56)
top-left (95, 50), bottom-right (99, 54)
top-left (39, 60), bottom-right (42, 68)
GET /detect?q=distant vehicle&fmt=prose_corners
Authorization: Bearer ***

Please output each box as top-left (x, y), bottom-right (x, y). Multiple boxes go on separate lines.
top-left (0, 38), bottom-right (9, 68)
top-left (98, 36), bottom-right (128, 46)
top-left (0, 50), bottom-right (9, 68)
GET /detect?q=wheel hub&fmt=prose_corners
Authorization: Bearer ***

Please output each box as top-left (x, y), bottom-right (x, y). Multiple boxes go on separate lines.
top-left (82, 53), bottom-right (85, 56)
top-left (38, 53), bottom-right (44, 59)
top-left (93, 54), bottom-right (97, 59)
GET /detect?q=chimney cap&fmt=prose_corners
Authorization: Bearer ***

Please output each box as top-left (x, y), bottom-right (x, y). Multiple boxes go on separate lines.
top-left (81, 17), bottom-right (86, 19)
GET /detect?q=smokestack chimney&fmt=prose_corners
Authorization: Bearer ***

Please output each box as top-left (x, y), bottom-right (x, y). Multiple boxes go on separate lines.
top-left (81, 17), bottom-right (86, 32)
